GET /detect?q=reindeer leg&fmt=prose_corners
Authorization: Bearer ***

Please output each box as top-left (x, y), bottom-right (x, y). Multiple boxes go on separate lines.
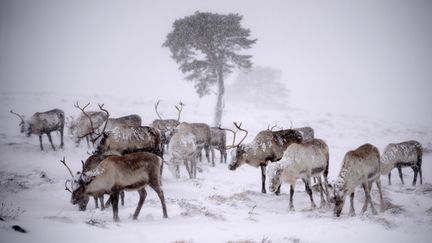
top-left (260, 165), bottom-right (267, 194)
top-left (419, 164), bottom-right (423, 185)
top-left (110, 192), bottom-right (120, 222)
top-left (388, 172), bottom-right (391, 185)
top-left (223, 149), bottom-right (227, 164)
top-left (120, 191), bottom-right (125, 206)
top-left (412, 165), bottom-right (418, 186)
top-left (367, 182), bottom-right (378, 215)
top-left (46, 132), bottom-right (56, 150)
top-left (205, 145), bottom-right (211, 165)
top-left (150, 183), bottom-right (168, 218)
top-left (275, 184), bottom-right (282, 196)
top-left (376, 179), bottom-right (385, 212)
top-left (211, 148), bottom-right (215, 165)
top-left (99, 195), bottom-right (105, 210)
top-left (60, 128), bottom-right (64, 149)
top-left (192, 159), bottom-right (197, 179)
top-left (317, 177), bottom-right (326, 208)
top-left (184, 159), bottom-right (192, 179)
top-left (133, 188), bottom-right (147, 220)
top-left (289, 184), bottom-right (295, 211)
top-left (304, 178), bottom-right (316, 209)
top-left (94, 197), bottom-right (99, 209)
top-left (348, 192), bottom-right (356, 216)
top-left (397, 165), bottom-right (404, 185)
top-left (39, 135), bottom-right (44, 150)
top-left (361, 183), bottom-right (368, 214)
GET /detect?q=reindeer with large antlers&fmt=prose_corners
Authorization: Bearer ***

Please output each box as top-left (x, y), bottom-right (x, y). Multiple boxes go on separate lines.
top-left (150, 100), bottom-right (184, 151)
top-left (62, 156), bottom-right (125, 211)
top-left (224, 123), bottom-right (303, 194)
top-left (69, 102), bottom-right (108, 147)
top-left (62, 152), bottom-right (168, 222)
top-left (10, 109), bottom-right (65, 150)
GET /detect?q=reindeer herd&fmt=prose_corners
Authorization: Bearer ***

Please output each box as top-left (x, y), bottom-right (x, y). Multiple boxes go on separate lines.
top-left (9, 102), bottom-right (425, 222)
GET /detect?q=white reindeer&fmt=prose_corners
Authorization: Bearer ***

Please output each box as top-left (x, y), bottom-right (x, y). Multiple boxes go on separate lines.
top-left (167, 123), bottom-right (198, 179)
top-left (267, 139), bottom-right (330, 210)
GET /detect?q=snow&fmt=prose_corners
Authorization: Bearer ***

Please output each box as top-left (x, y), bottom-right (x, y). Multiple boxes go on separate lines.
top-left (1, 92), bottom-right (432, 243)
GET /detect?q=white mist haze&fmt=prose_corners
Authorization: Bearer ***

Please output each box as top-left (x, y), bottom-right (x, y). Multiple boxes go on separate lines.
top-left (1, 0), bottom-right (431, 125)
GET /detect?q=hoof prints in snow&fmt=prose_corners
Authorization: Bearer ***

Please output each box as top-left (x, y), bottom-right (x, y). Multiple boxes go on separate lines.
top-left (0, 171), bottom-right (54, 195)
top-left (173, 199), bottom-right (225, 221)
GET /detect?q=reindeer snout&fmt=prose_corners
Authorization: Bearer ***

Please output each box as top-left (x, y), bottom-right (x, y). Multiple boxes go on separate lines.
top-left (228, 163), bottom-right (237, 170)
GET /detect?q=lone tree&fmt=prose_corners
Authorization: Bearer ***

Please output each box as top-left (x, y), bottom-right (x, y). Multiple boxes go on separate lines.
top-left (163, 11), bottom-right (256, 125)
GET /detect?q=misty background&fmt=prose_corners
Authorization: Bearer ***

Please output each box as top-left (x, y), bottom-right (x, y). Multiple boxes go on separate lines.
top-left (1, 0), bottom-right (431, 125)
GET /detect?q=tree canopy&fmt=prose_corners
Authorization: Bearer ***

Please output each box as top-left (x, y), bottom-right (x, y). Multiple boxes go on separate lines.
top-left (163, 11), bottom-right (257, 97)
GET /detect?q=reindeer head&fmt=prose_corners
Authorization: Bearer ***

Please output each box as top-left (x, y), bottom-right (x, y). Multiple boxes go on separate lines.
top-left (219, 122), bottom-right (248, 171)
top-left (331, 183), bottom-right (346, 217)
top-left (61, 157), bottom-right (90, 211)
top-left (267, 163), bottom-right (283, 192)
top-left (228, 145), bottom-right (248, 170)
top-left (10, 110), bottom-right (31, 136)
top-left (70, 174), bottom-right (90, 211)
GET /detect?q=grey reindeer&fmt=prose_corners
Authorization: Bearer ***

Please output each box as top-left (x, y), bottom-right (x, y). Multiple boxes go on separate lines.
top-left (226, 123), bottom-right (303, 194)
top-left (381, 140), bottom-right (423, 186)
top-left (150, 100), bottom-right (183, 151)
top-left (10, 109), bottom-right (65, 150)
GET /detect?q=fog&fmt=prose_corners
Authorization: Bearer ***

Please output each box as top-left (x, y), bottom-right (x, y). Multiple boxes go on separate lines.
top-left (1, 0), bottom-right (431, 125)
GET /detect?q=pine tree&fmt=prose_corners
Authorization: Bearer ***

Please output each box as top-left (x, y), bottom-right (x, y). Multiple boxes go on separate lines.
top-left (163, 11), bottom-right (256, 125)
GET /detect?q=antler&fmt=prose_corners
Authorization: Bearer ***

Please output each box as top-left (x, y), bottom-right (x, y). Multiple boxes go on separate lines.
top-left (74, 102), bottom-right (96, 139)
top-left (175, 101), bottom-right (184, 121)
top-left (10, 110), bottom-right (24, 122)
top-left (154, 100), bottom-right (163, 119)
top-left (91, 104), bottom-right (109, 143)
top-left (64, 180), bottom-right (72, 193)
top-left (220, 122), bottom-right (249, 149)
top-left (60, 156), bottom-right (74, 177)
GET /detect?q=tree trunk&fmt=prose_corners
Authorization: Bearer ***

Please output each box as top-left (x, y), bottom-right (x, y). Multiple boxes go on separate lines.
top-left (214, 66), bottom-right (224, 126)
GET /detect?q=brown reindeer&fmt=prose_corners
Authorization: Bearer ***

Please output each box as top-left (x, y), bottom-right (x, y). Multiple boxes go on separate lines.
top-left (62, 155), bottom-right (125, 211)
top-left (69, 152), bottom-right (168, 222)
top-left (331, 144), bottom-right (384, 217)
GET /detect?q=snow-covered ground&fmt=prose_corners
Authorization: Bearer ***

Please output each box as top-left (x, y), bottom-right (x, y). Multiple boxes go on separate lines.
top-left (1, 92), bottom-right (432, 243)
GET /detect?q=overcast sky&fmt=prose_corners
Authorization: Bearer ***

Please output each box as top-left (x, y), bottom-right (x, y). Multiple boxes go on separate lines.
top-left (1, 0), bottom-right (431, 125)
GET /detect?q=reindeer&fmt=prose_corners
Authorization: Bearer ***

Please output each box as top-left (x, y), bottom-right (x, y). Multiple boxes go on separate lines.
top-left (73, 103), bottom-right (162, 157)
top-left (210, 127), bottom-right (227, 164)
top-left (167, 123), bottom-right (198, 179)
top-left (267, 139), bottom-right (329, 210)
top-left (66, 152), bottom-right (168, 222)
top-left (183, 122), bottom-right (212, 165)
top-left (380, 140), bottom-right (423, 186)
top-left (68, 106), bottom-right (107, 147)
top-left (105, 114), bottom-right (142, 131)
top-left (150, 100), bottom-right (183, 151)
top-left (331, 144), bottom-right (384, 217)
top-left (10, 109), bottom-right (65, 150)
top-left (226, 124), bottom-right (303, 194)
top-left (62, 156), bottom-right (125, 211)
